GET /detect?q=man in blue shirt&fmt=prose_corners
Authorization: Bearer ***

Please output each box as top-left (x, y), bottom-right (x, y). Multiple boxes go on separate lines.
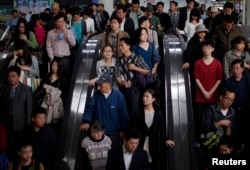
top-left (80, 74), bottom-right (129, 148)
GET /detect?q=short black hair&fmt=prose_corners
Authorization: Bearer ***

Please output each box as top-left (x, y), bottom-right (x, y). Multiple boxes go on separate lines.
top-left (44, 8), bottom-right (52, 13)
top-left (90, 120), bottom-right (105, 132)
top-left (170, 1), bottom-right (178, 6)
top-left (156, 1), bottom-right (164, 6)
top-left (231, 59), bottom-right (244, 68)
top-left (124, 128), bottom-right (141, 141)
top-left (231, 36), bottom-right (247, 49)
top-left (110, 15), bottom-right (122, 24)
top-left (7, 66), bottom-right (21, 76)
top-left (39, 12), bottom-right (51, 23)
top-left (119, 37), bottom-right (131, 46)
top-left (33, 107), bottom-right (46, 118)
top-left (17, 140), bottom-right (32, 152)
top-left (138, 16), bottom-right (149, 27)
top-left (220, 87), bottom-right (235, 97)
top-left (223, 15), bottom-right (234, 23)
top-left (54, 12), bottom-right (67, 21)
top-left (201, 40), bottom-right (214, 47)
top-left (132, 0), bottom-right (140, 5)
top-left (12, 10), bottom-right (18, 14)
top-left (117, 4), bottom-right (127, 13)
top-left (223, 2), bottom-right (234, 9)
top-left (186, 0), bottom-right (194, 3)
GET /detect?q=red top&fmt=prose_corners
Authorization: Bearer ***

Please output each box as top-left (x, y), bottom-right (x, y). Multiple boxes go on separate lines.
top-left (35, 21), bottom-right (45, 47)
top-left (194, 58), bottom-right (223, 103)
top-left (0, 124), bottom-right (7, 153)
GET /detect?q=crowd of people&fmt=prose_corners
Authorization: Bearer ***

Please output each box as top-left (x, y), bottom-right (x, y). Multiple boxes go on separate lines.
top-left (0, 0), bottom-right (249, 170)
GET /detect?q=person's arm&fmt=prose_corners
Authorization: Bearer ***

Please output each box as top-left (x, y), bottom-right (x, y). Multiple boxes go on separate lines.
top-left (208, 80), bottom-right (221, 96)
top-left (26, 86), bottom-right (33, 125)
top-left (5, 18), bottom-right (11, 27)
top-left (80, 93), bottom-right (97, 130)
top-left (195, 79), bottom-right (211, 100)
top-left (132, 55), bottom-right (150, 75)
top-left (210, 60), bottom-right (223, 95)
top-left (48, 126), bottom-right (57, 167)
top-left (64, 29), bottom-right (76, 47)
top-left (26, 31), bottom-right (38, 49)
top-left (152, 30), bottom-right (159, 50)
top-left (201, 106), bottom-right (218, 133)
top-left (0, 125), bottom-right (7, 152)
top-left (182, 40), bottom-right (194, 69)
top-left (46, 31), bottom-right (54, 62)
top-left (118, 93), bottom-right (130, 133)
top-left (194, 61), bottom-right (211, 100)
top-left (105, 149), bottom-right (114, 170)
top-left (223, 52), bottom-right (231, 79)
top-left (29, 55), bottom-right (40, 76)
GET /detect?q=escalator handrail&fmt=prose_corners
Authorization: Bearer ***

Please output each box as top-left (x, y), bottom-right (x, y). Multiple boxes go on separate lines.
top-left (163, 34), bottom-right (198, 170)
top-left (54, 34), bottom-right (102, 170)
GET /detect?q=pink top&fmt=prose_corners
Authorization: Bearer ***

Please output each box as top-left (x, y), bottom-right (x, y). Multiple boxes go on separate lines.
top-left (194, 58), bottom-right (223, 103)
top-left (35, 22), bottom-right (45, 47)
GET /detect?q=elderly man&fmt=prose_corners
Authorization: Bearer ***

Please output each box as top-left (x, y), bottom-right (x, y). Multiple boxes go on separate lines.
top-left (80, 74), bottom-right (130, 148)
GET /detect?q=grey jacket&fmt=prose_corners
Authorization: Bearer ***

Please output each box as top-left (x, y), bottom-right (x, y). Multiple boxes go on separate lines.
top-left (0, 83), bottom-right (33, 131)
top-left (223, 50), bottom-right (250, 79)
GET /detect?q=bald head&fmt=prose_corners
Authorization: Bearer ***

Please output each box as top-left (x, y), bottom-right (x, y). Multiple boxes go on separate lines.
top-left (51, 2), bottom-right (60, 15)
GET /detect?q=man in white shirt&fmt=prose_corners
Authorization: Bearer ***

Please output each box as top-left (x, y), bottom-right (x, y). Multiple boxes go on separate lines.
top-left (106, 128), bottom-right (150, 170)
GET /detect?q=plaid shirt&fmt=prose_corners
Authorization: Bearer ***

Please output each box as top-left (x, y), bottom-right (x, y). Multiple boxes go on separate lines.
top-left (115, 53), bottom-right (149, 85)
top-left (168, 10), bottom-right (179, 33)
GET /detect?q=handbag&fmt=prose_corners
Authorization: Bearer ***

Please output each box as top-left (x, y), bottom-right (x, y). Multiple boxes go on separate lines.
top-left (136, 71), bottom-right (158, 87)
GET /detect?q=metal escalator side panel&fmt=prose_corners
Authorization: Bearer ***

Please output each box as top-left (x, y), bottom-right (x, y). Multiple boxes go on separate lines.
top-left (164, 34), bottom-right (198, 170)
top-left (57, 35), bottom-right (102, 170)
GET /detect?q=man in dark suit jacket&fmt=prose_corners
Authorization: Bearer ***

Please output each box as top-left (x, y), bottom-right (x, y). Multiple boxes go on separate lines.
top-left (0, 66), bottom-right (33, 158)
top-left (117, 4), bottom-right (135, 38)
top-left (177, 0), bottom-right (195, 30)
top-left (106, 128), bottom-right (150, 170)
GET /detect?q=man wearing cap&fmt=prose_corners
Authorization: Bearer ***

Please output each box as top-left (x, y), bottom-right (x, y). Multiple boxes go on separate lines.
top-left (212, 2), bottom-right (239, 31)
top-left (204, 6), bottom-right (219, 37)
top-left (80, 74), bottom-right (129, 148)
top-left (145, 4), bottom-right (162, 32)
top-left (211, 14), bottom-right (243, 63)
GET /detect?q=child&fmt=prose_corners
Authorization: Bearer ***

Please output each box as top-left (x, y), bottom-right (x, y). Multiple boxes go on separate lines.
top-left (81, 120), bottom-right (112, 170)
top-left (8, 141), bottom-right (44, 170)
top-left (193, 40), bottom-right (223, 141)
top-left (23, 108), bottom-right (56, 170)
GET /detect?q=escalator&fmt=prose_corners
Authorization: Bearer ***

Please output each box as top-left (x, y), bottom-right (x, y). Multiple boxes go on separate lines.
top-left (55, 35), bottom-right (102, 170)
top-left (164, 34), bottom-right (198, 170)
top-left (56, 33), bottom-right (198, 170)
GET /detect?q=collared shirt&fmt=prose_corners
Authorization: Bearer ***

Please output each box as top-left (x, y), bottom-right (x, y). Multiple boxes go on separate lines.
top-left (211, 25), bottom-right (243, 60)
top-left (168, 11), bottom-right (180, 32)
top-left (46, 28), bottom-right (76, 60)
top-left (123, 145), bottom-right (133, 170)
top-left (120, 19), bottom-right (126, 31)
